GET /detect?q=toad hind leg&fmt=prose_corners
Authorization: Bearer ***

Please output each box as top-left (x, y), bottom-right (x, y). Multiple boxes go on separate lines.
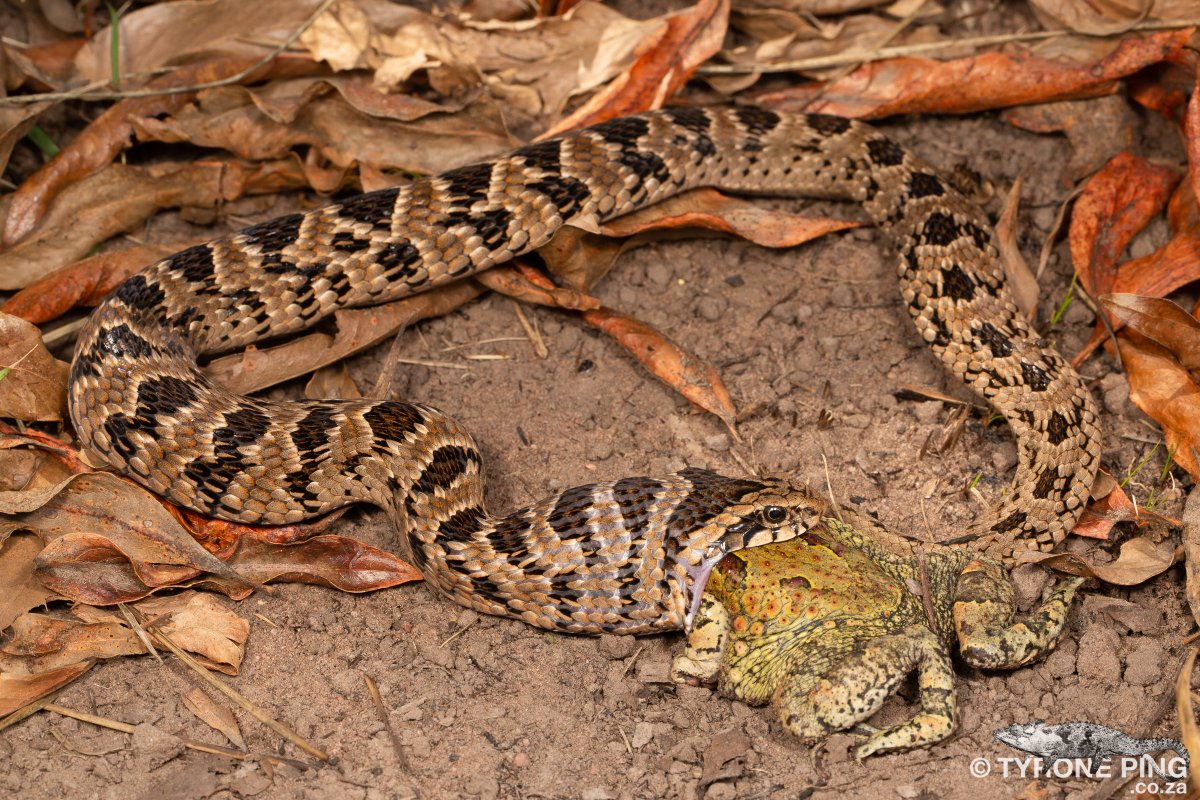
top-left (777, 625), bottom-right (957, 758)
top-left (953, 559), bottom-right (1083, 669)
top-left (671, 595), bottom-right (730, 685)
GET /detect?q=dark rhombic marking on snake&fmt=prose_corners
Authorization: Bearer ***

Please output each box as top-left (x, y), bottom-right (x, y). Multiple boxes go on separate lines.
top-left (68, 106), bottom-right (1102, 634)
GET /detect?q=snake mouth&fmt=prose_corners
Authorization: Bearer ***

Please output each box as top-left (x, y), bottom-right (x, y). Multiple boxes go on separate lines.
top-left (683, 556), bottom-right (721, 631)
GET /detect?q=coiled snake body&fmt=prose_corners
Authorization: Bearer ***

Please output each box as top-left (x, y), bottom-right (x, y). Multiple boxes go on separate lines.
top-left (68, 107), bottom-right (1101, 634)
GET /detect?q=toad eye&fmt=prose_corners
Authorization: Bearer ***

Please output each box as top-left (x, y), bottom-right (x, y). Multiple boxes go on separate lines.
top-left (761, 505), bottom-right (787, 525)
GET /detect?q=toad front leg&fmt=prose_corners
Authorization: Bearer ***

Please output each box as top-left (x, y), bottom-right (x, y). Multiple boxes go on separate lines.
top-left (671, 595), bottom-right (730, 685)
top-left (775, 625), bottom-right (958, 759)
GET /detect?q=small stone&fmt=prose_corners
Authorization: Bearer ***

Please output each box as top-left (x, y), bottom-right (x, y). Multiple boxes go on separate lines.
top-left (1042, 636), bottom-right (1077, 679)
top-left (695, 295), bottom-right (727, 322)
top-left (599, 634), bottom-right (636, 660)
top-left (704, 433), bottom-right (730, 452)
top-left (1085, 596), bottom-right (1163, 635)
top-left (895, 785), bottom-right (920, 799)
top-left (331, 669), bottom-right (360, 698)
top-left (830, 284), bottom-right (854, 307)
top-left (582, 788), bottom-right (615, 800)
top-left (512, 751), bottom-right (530, 768)
top-left (631, 721), bottom-right (656, 750)
top-left (646, 263), bottom-right (672, 288)
top-left (1123, 638), bottom-right (1165, 686)
top-left (706, 784), bottom-right (738, 800)
top-left (1032, 206), bottom-right (1057, 232)
top-left (1062, 295), bottom-right (1093, 326)
top-left (1098, 373), bottom-right (1130, 415)
top-left (724, 274), bottom-right (745, 288)
top-left (1009, 564), bottom-right (1052, 608)
top-left (913, 401), bottom-right (943, 425)
top-left (1075, 625), bottom-right (1121, 686)
top-left (589, 440), bottom-right (615, 461)
top-left (131, 723), bottom-right (184, 770)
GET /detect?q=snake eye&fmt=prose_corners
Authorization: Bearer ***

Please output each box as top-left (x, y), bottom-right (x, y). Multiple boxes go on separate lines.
top-left (761, 505), bottom-right (787, 525)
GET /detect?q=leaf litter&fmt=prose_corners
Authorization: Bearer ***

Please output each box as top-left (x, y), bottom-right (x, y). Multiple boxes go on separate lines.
top-left (1, 0), bottom-right (1200, 796)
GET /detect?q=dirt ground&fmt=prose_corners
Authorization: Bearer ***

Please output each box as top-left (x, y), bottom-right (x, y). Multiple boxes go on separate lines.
top-left (3, 86), bottom-right (1194, 800)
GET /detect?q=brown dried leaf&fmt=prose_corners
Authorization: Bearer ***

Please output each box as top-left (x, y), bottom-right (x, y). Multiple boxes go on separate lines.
top-left (304, 0), bottom-right (663, 126)
top-left (584, 307), bottom-right (738, 433)
top-left (132, 80), bottom-right (514, 180)
top-left (1003, 96), bottom-right (1137, 186)
top-left (1116, 329), bottom-right (1200, 479)
top-left (1, 243), bottom-right (184, 325)
top-left (0, 158), bottom-right (308, 292)
top-left (1103, 294), bottom-right (1200, 374)
top-left (0, 614), bottom-right (141, 675)
top-left (756, 30), bottom-right (1194, 119)
top-left (548, 0), bottom-right (729, 134)
top-left (1176, 641), bottom-right (1200, 796)
top-left (21, 473), bottom-right (256, 602)
top-left (598, 187), bottom-right (861, 247)
top-left (1028, 0), bottom-right (1197, 36)
top-left (0, 313), bottom-right (70, 422)
top-left (183, 688), bottom-right (246, 750)
top-left (0, 103), bottom-right (51, 179)
top-left (1025, 536), bottom-right (1177, 585)
top-left (1069, 469), bottom-right (1136, 541)
top-left (990, 176), bottom-right (1041, 320)
top-left (72, 1), bottom-right (323, 84)
top-left (205, 281), bottom-right (484, 395)
top-left (224, 535), bottom-right (423, 593)
top-left (134, 593), bottom-right (249, 674)
top-left (0, 534), bottom-right (58, 633)
top-left (0, 660), bottom-right (92, 718)
top-left (1109, 181), bottom-right (1200, 306)
top-left (3, 54), bottom-right (280, 247)
top-left (700, 728), bottom-right (751, 790)
top-left (304, 363), bottom-right (362, 401)
top-left (475, 266), bottom-right (602, 311)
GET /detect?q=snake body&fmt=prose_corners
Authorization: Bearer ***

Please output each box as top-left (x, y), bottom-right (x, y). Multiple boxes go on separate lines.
top-left (68, 106), bottom-right (1101, 633)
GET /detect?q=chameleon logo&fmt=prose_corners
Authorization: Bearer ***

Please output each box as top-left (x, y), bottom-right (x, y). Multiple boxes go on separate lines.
top-left (994, 721), bottom-right (1188, 780)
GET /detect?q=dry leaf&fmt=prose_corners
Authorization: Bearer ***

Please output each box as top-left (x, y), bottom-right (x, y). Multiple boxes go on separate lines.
top-left (1103, 294), bottom-right (1200, 374)
top-left (0, 313), bottom-right (70, 422)
top-left (1110, 182), bottom-right (1200, 303)
top-left (20, 473), bottom-right (256, 602)
top-left (584, 307), bottom-right (738, 433)
top-left (3, 54), bottom-right (291, 247)
top-left (1003, 96), bottom-right (1137, 186)
top-left (1, 243), bottom-right (185, 325)
top-left (1175, 643), bottom-right (1200, 796)
top-left (1025, 536), bottom-right (1177, 585)
top-left (0, 660), bottom-right (92, 718)
top-left (1069, 469), bottom-right (1136, 541)
top-left (989, 176), bottom-right (1040, 320)
top-left (1028, 0), bottom-right (1198, 36)
top-left (1116, 329), bottom-right (1200, 479)
top-left (548, 0), bottom-right (729, 134)
top-left (756, 30), bottom-right (1193, 119)
top-left (205, 280), bottom-right (484, 395)
top-left (134, 593), bottom-right (249, 674)
top-left (0, 158), bottom-right (309, 292)
top-left (223, 535), bottom-right (423, 593)
top-left (0, 534), bottom-right (58, 633)
top-left (0, 614), bottom-right (142, 675)
top-left (183, 688), bottom-right (246, 750)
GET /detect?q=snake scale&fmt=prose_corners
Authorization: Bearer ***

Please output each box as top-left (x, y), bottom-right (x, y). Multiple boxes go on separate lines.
top-left (68, 106), bottom-right (1101, 634)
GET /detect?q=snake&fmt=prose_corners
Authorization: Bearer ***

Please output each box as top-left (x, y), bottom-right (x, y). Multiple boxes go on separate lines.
top-left (67, 106), bottom-right (1102, 634)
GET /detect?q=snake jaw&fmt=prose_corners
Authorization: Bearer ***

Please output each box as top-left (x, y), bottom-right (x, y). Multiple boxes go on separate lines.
top-left (683, 546), bottom-right (725, 630)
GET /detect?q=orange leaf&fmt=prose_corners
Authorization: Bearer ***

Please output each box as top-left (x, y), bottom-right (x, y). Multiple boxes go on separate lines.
top-left (224, 535), bottom-right (422, 592)
top-left (1103, 294), bottom-right (1200, 374)
top-left (583, 306), bottom-right (737, 433)
top-left (1069, 469), bottom-right (1136, 541)
top-left (1118, 330), bottom-right (1200, 479)
top-left (546, 0), bottom-right (729, 134)
top-left (1111, 183), bottom-right (1200, 302)
top-left (0, 660), bottom-right (93, 719)
top-left (756, 30), bottom-right (1193, 119)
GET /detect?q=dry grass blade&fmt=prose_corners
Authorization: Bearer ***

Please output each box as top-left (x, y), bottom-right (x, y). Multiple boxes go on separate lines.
top-left (117, 602), bottom-right (162, 664)
top-left (140, 615), bottom-right (329, 762)
top-left (1184, 485), bottom-right (1200, 628)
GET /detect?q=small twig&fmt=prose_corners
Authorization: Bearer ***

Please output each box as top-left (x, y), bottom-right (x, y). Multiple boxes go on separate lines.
top-left (39, 318), bottom-right (90, 349)
top-left (621, 645), bottom-right (645, 679)
top-left (363, 674), bottom-right (418, 783)
top-left (44, 703), bottom-right (314, 770)
top-left (0, 0), bottom-right (336, 107)
top-left (697, 18), bottom-right (1200, 75)
top-left (253, 612), bottom-right (279, 629)
top-left (512, 301), bottom-right (548, 359)
top-left (440, 618), bottom-right (476, 647)
top-left (391, 357), bottom-right (468, 370)
top-left (820, 451), bottom-right (843, 524)
top-left (139, 615), bottom-right (329, 762)
top-left (117, 602), bottom-right (162, 664)
top-left (617, 726), bottom-right (633, 755)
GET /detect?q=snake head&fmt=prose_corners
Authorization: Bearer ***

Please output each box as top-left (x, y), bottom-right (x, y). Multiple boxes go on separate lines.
top-left (672, 471), bottom-right (826, 629)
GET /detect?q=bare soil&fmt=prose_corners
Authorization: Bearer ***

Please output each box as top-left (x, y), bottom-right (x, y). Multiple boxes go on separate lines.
top-left (3, 114), bottom-right (1191, 800)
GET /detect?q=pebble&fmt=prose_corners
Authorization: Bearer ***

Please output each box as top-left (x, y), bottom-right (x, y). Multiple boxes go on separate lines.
top-left (331, 668), bottom-right (361, 698)
top-left (705, 433), bottom-right (730, 451)
top-left (646, 263), bottom-right (672, 288)
top-left (1123, 638), bottom-right (1165, 686)
top-left (1098, 372), bottom-right (1130, 415)
top-left (582, 789), bottom-right (616, 800)
top-left (512, 752), bottom-right (530, 768)
top-left (705, 784), bottom-right (738, 800)
top-left (599, 634), bottom-right (636, 660)
top-left (1042, 636), bottom-right (1078, 679)
top-left (131, 723), bottom-right (183, 770)
top-left (695, 295), bottom-right (728, 322)
top-left (1032, 206), bottom-right (1058, 232)
top-left (632, 721), bottom-right (656, 750)
top-left (1075, 625), bottom-right (1122, 686)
